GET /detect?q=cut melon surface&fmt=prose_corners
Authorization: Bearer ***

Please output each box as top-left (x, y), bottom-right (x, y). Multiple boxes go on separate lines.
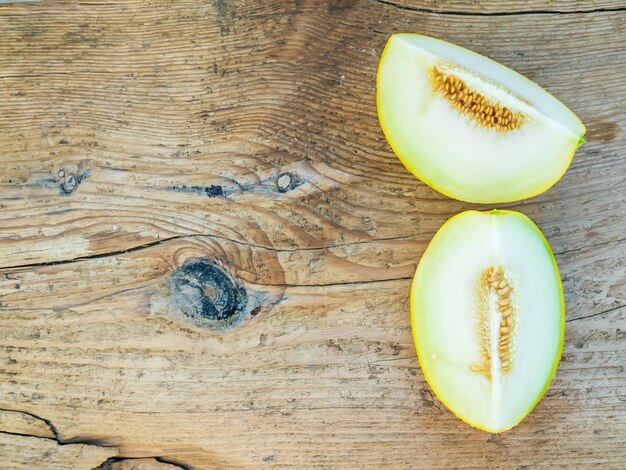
top-left (377, 34), bottom-right (585, 203)
top-left (411, 210), bottom-right (564, 432)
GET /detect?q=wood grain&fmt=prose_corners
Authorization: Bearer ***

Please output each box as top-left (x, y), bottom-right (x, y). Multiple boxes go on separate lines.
top-left (0, 0), bottom-right (625, 468)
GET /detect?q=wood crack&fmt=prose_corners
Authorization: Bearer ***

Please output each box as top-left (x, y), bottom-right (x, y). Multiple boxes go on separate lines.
top-left (555, 235), bottom-right (626, 258)
top-left (0, 234), bottom-right (416, 272)
top-left (153, 457), bottom-right (192, 470)
top-left (0, 409), bottom-right (192, 469)
top-left (0, 235), bottom-right (188, 271)
top-left (566, 304), bottom-right (625, 323)
top-left (0, 407), bottom-right (61, 443)
top-left (0, 407), bottom-right (113, 448)
top-left (0, 429), bottom-right (57, 441)
top-left (264, 275), bottom-right (412, 288)
top-left (371, 0), bottom-right (626, 16)
top-left (95, 457), bottom-right (192, 470)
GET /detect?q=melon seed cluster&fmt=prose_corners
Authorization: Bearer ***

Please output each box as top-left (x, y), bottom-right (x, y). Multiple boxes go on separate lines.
top-left (472, 266), bottom-right (515, 377)
top-left (431, 67), bottom-right (523, 132)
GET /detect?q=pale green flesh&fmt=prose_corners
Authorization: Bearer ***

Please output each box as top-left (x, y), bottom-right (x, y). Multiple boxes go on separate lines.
top-left (411, 210), bottom-right (564, 432)
top-left (377, 34), bottom-right (585, 203)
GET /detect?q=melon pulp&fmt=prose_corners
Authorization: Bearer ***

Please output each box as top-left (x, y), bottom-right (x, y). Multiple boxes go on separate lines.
top-left (411, 210), bottom-right (564, 432)
top-left (377, 34), bottom-right (586, 203)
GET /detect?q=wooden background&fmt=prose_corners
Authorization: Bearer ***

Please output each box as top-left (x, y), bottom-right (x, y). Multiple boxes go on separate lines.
top-left (0, 0), bottom-right (624, 468)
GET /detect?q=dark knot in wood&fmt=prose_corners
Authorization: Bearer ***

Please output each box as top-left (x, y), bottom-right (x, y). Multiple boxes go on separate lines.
top-left (169, 259), bottom-right (247, 328)
top-left (276, 172), bottom-right (296, 193)
top-left (58, 167), bottom-right (89, 195)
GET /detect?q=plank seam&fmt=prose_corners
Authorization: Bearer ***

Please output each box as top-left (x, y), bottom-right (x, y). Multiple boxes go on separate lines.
top-left (2, 232), bottom-right (623, 274)
top-left (0, 234), bottom-right (418, 271)
top-left (371, 0), bottom-right (626, 16)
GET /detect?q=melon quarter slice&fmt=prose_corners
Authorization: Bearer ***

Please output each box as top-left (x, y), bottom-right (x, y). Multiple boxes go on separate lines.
top-left (377, 34), bottom-right (586, 203)
top-left (411, 210), bottom-right (564, 432)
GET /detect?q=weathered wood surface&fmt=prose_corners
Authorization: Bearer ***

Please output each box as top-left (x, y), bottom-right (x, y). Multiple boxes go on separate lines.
top-left (0, 0), bottom-right (624, 468)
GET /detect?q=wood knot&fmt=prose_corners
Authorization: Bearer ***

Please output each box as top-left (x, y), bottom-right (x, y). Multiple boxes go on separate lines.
top-left (169, 259), bottom-right (247, 329)
top-left (151, 248), bottom-right (286, 332)
top-left (276, 172), bottom-right (297, 193)
top-left (58, 167), bottom-right (89, 195)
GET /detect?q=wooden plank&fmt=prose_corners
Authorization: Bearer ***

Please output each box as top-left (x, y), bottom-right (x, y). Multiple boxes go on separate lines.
top-left (0, 0), bottom-right (624, 267)
top-left (0, 236), bottom-right (624, 467)
top-left (0, 0), bottom-right (625, 468)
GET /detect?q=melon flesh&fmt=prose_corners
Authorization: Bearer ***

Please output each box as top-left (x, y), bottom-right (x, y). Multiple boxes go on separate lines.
top-left (411, 210), bottom-right (564, 432)
top-left (377, 34), bottom-right (585, 203)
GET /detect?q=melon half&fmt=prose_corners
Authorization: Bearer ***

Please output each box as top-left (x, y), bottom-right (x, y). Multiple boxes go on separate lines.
top-left (377, 34), bottom-right (586, 203)
top-left (411, 210), bottom-right (564, 432)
